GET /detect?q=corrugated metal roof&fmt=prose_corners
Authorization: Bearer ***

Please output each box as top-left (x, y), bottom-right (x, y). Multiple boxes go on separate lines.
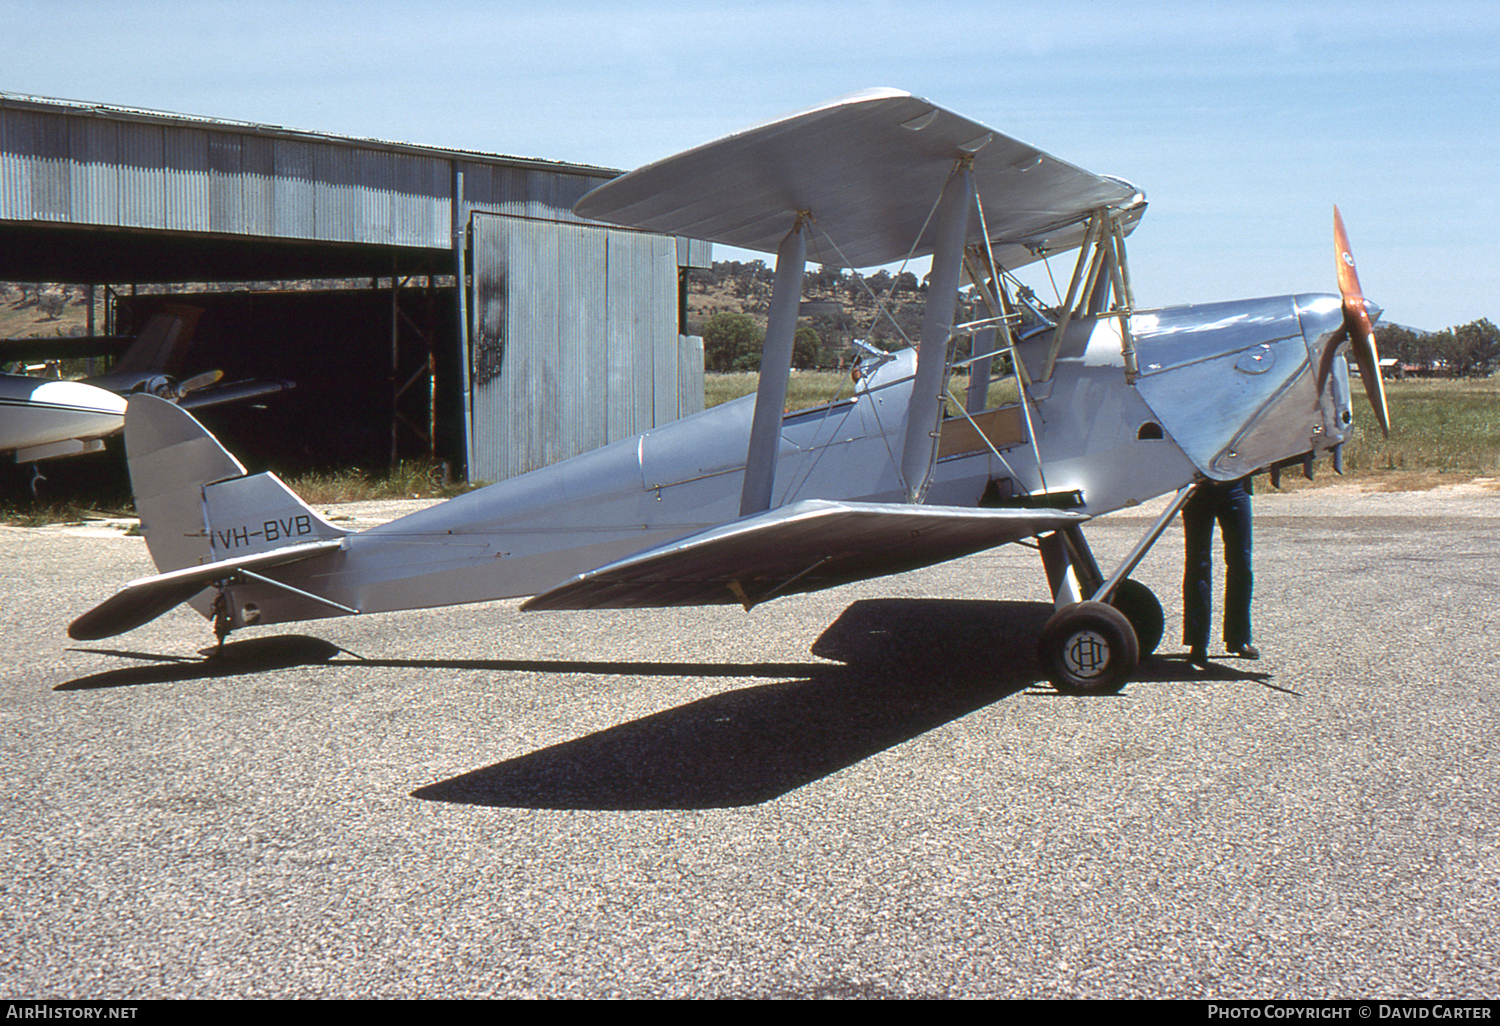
top-left (0, 92), bottom-right (624, 257)
top-left (0, 93), bottom-right (712, 490)
top-left (0, 91), bottom-right (722, 288)
top-left (0, 91), bottom-right (619, 177)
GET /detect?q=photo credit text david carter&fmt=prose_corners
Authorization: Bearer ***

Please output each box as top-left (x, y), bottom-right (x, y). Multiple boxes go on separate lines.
top-left (1209, 1008), bottom-right (1492, 1020)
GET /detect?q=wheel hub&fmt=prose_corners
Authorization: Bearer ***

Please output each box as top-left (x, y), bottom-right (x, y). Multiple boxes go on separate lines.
top-left (1062, 629), bottom-right (1112, 679)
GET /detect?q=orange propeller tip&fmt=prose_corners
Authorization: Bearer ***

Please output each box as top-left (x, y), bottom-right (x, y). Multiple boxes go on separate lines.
top-left (1331, 208), bottom-right (1389, 438)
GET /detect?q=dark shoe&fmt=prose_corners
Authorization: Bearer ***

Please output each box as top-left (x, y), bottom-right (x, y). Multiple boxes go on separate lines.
top-left (1188, 646), bottom-right (1209, 669)
top-left (1231, 644), bottom-right (1261, 660)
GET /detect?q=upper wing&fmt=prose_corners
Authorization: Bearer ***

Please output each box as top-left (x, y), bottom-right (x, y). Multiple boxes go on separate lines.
top-left (522, 499), bottom-right (1087, 611)
top-left (574, 88), bottom-right (1143, 269)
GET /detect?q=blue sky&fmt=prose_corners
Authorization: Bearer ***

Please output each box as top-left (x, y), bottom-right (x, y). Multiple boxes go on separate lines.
top-left (8, 0), bottom-right (1498, 330)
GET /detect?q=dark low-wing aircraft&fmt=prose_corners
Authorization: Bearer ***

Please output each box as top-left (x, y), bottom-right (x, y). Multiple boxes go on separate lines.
top-left (69, 89), bottom-right (1386, 693)
top-left (2, 304), bottom-right (290, 465)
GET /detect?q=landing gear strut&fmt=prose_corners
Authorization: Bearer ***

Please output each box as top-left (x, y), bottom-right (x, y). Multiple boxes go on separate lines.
top-left (1034, 486), bottom-right (1194, 693)
top-left (209, 589), bottom-right (233, 658)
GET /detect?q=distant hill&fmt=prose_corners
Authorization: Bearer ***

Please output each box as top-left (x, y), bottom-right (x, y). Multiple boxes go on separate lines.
top-left (0, 283), bottom-right (92, 343)
top-left (686, 261), bottom-right (928, 353)
top-left (6, 262), bottom-right (930, 357)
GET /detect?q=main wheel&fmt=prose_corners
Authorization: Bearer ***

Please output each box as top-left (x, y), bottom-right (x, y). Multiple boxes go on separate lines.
top-left (1107, 578), bottom-right (1164, 657)
top-left (1039, 600), bottom-right (1139, 694)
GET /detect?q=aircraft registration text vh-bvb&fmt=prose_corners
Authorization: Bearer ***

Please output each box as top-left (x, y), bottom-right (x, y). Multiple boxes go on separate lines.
top-left (69, 90), bottom-right (1389, 693)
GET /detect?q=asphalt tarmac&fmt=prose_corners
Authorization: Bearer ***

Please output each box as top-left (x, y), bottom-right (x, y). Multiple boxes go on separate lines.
top-left (2, 485), bottom-right (1498, 999)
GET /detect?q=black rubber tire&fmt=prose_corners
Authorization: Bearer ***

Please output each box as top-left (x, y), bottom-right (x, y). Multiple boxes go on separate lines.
top-left (1108, 578), bottom-right (1165, 657)
top-left (1039, 600), bottom-right (1139, 694)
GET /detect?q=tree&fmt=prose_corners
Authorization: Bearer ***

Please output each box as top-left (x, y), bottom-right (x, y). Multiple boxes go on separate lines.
top-left (1377, 319), bottom-right (1500, 377)
top-left (702, 311), bottom-right (762, 372)
top-left (792, 326), bottom-right (822, 369)
top-left (1452, 319), bottom-right (1500, 377)
top-left (807, 264), bottom-right (844, 293)
top-left (1375, 324), bottom-right (1420, 366)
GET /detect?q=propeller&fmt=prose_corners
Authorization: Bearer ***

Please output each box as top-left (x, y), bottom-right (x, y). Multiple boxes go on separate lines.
top-left (173, 369), bottom-right (224, 397)
top-left (1317, 206), bottom-right (1390, 437)
top-left (139, 369), bottom-right (225, 401)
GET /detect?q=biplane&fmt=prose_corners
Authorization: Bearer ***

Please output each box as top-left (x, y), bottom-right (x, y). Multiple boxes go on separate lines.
top-left (68, 89), bottom-right (1387, 693)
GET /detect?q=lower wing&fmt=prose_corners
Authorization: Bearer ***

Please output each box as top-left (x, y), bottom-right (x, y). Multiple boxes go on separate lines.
top-left (522, 499), bottom-right (1087, 611)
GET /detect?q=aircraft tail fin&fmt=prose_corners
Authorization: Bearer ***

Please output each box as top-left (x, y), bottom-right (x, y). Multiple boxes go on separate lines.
top-left (72, 395), bottom-right (350, 639)
top-left (126, 393), bottom-right (248, 576)
top-left (111, 304), bottom-right (203, 378)
top-left (123, 392), bottom-right (347, 582)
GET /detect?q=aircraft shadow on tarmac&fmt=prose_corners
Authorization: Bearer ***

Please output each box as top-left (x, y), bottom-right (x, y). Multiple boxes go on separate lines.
top-left (411, 600), bottom-right (1272, 810)
top-left (62, 598), bottom-right (1272, 810)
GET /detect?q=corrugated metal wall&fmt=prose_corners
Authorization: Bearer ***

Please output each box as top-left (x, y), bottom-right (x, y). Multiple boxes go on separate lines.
top-left (469, 212), bottom-right (704, 483)
top-left (1, 95), bottom-right (710, 482)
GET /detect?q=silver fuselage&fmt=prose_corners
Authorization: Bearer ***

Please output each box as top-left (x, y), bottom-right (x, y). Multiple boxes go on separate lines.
top-left (215, 291), bottom-right (1353, 630)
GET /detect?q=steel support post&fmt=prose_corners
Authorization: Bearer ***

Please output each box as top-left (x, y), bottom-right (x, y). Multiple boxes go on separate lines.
top-left (965, 326), bottom-right (997, 414)
top-left (1038, 531), bottom-right (1085, 608)
top-left (452, 167), bottom-right (474, 482)
top-left (1039, 525), bottom-right (1106, 609)
top-left (1090, 484), bottom-right (1197, 603)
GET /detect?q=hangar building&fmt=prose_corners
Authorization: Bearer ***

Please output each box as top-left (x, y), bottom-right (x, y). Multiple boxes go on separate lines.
top-left (0, 92), bottom-right (709, 482)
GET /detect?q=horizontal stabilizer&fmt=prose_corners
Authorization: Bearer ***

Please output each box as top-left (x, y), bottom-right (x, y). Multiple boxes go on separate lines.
top-left (68, 539), bottom-right (344, 641)
top-left (522, 499), bottom-right (1087, 612)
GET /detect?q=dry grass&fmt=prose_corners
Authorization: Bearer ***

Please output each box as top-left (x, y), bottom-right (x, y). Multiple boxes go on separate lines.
top-left (0, 460), bottom-right (475, 525)
top-left (704, 369), bottom-right (857, 411)
top-left (0, 503), bottom-right (134, 529)
top-left (704, 369), bottom-right (1017, 413)
top-left (282, 459), bottom-right (478, 504)
top-left (1342, 376), bottom-right (1500, 475)
top-left (1265, 377), bottom-right (1500, 492)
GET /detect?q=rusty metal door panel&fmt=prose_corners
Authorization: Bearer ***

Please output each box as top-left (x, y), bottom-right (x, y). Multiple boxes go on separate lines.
top-left (468, 213), bottom-right (694, 483)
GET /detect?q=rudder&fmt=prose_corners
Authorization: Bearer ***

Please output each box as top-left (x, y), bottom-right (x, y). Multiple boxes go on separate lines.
top-left (124, 395), bottom-right (346, 578)
top-left (126, 394), bottom-right (247, 575)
